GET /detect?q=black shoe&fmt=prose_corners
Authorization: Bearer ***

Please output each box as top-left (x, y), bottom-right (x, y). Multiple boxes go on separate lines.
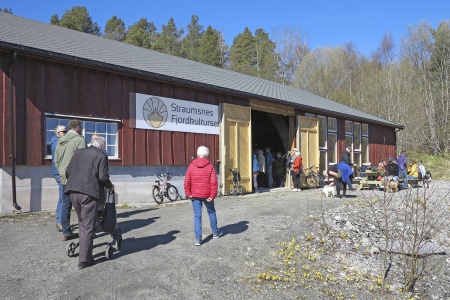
top-left (78, 260), bottom-right (95, 270)
top-left (62, 232), bottom-right (79, 241)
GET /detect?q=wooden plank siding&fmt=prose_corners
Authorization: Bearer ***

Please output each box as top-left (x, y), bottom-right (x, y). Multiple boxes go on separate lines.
top-left (368, 124), bottom-right (397, 164)
top-left (0, 53), bottom-right (396, 167)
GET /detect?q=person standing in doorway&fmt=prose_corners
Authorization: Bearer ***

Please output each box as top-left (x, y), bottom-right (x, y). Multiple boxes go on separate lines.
top-left (51, 125), bottom-right (67, 232)
top-left (65, 136), bottom-right (114, 269)
top-left (252, 150), bottom-right (260, 193)
top-left (265, 147), bottom-right (273, 188)
top-left (54, 119), bottom-right (87, 241)
top-left (274, 152), bottom-right (286, 187)
top-left (184, 146), bottom-right (221, 246)
top-left (257, 150), bottom-right (266, 189)
top-left (291, 150), bottom-right (302, 191)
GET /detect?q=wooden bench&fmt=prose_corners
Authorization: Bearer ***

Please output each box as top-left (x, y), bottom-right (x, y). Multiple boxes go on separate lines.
top-left (398, 178), bottom-right (421, 188)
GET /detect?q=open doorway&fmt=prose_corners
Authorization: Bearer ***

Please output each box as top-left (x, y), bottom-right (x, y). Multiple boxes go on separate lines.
top-left (251, 110), bottom-right (290, 154)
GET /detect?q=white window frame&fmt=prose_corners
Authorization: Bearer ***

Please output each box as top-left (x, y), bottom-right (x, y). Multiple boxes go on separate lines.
top-left (44, 113), bottom-right (120, 159)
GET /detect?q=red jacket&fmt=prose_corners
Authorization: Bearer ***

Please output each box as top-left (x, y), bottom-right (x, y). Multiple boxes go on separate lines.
top-left (184, 158), bottom-right (218, 199)
top-left (293, 156), bottom-right (303, 173)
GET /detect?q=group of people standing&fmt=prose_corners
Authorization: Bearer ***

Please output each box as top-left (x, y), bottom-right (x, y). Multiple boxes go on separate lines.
top-left (252, 147), bottom-right (303, 192)
top-left (51, 119), bottom-right (114, 269)
top-left (380, 151), bottom-right (428, 189)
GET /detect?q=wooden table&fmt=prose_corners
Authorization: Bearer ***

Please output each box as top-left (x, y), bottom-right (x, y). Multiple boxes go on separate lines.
top-left (357, 170), bottom-right (383, 190)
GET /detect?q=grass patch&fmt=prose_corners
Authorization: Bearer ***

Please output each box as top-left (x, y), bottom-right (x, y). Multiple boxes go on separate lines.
top-left (408, 152), bottom-right (450, 181)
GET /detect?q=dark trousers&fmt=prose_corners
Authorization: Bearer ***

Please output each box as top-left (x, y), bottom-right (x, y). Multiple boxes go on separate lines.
top-left (70, 193), bottom-right (98, 263)
top-left (291, 172), bottom-right (301, 189)
top-left (61, 186), bottom-right (72, 234)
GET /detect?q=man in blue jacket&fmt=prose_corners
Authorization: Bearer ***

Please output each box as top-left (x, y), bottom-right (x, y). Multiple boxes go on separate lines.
top-left (51, 125), bottom-right (67, 232)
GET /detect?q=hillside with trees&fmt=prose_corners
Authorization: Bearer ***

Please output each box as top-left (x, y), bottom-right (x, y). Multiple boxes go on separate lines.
top-left (47, 6), bottom-right (450, 155)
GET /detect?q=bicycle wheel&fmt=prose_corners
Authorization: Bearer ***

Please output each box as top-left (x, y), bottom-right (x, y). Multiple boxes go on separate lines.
top-left (167, 185), bottom-right (179, 201)
top-left (306, 175), bottom-right (317, 188)
top-left (152, 186), bottom-right (164, 204)
top-left (318, 174), bottom-right (325, 188)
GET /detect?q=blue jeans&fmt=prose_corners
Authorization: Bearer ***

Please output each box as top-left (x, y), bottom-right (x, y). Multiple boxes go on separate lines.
top-left (191, 198), bottom-right (219, 240)
top-left (399, 169), bottom-right (407, 187)
top-left (54, 174), bottom-right (64, 224)
top-left (61, 185), bottom-right (72, 234)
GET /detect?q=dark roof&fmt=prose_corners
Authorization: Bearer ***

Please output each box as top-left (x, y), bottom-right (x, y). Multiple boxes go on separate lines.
top-left (0, 12), bottom-right (401, 128)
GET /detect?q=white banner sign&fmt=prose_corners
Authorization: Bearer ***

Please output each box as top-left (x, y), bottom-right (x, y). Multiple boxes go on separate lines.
top-left (135, 93), bottom-right (219, 135)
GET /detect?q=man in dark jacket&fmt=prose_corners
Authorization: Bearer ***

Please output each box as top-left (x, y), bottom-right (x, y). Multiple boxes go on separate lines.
top-left (341, 147), bottom-right (356, 167)
top-left (65, 136), bottom-right (114, 269)
top-left (184, 146), bottom-right (221, 246)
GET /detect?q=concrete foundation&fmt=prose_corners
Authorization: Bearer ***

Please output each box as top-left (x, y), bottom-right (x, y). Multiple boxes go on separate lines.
top-left (0, 165), bottom-right (215, 214)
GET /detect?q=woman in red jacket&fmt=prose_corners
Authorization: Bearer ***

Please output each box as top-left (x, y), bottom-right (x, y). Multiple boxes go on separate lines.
top-left (292, 150), bottom-right (303, 191)
top-left (184, 146), bottom-right (222, 246)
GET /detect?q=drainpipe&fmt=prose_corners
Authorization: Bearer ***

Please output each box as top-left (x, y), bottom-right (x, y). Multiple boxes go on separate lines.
top-left (9, 52), bottom-right (21, 212)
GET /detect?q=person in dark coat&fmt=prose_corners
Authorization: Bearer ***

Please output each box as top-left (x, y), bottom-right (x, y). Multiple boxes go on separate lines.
top-left (184, 146), bottom-right (221, 246)
top-left (340, 147), bottom-right (356, 189)
top-left (65, 136), bottom-right (114, 269)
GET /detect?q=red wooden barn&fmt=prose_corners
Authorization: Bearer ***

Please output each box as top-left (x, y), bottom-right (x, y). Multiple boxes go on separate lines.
top-left (0, 13), bottom-right (402, 213)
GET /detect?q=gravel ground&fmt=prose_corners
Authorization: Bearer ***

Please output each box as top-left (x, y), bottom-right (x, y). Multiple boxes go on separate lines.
top-left (0, 185), bottom-right (448, 300)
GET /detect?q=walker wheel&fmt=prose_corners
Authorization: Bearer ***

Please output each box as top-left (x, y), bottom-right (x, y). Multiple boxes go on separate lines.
top-left (105, 245), bottom-right (113, 260)
top-left (233, 189), bottom-right (238, 196)
top-left (67, 242), bottom-right (77, 257)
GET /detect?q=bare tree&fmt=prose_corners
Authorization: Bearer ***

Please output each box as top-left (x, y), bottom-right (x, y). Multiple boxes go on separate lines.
top-left (272, 26), bottom-right (309, 85)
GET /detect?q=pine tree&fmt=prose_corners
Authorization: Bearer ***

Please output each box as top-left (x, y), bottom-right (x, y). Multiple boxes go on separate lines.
top-left (198, 26), bottom-right (222, 67)
top-left (2, 8), bottom-right (13, 14)
top-left (153, 18), bottom-right (184, 56)
top-left (51, 6), bottom-right (101, 36)
top-left (182, 15), bottom-right (204, 61)
top-left (124, 18), bottom-right (157, 49)
top-left (228, 28), bottom-right (257, 76)
top-left (104, 15), bottom-right (126, 42)
top-left (254, 28), bottom-right (280, 81)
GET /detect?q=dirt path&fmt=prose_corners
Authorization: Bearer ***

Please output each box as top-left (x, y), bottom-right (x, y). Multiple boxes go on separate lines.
top-left (0, 188), bottom-right (346, 300)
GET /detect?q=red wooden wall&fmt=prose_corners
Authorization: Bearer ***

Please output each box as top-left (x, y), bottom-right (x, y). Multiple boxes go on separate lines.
top-left (0, 52), bottom-right (397, 167)
top-left (0, 53), bottom-right (248, 166)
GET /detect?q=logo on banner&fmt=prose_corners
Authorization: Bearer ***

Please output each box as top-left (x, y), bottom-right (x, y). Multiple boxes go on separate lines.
top-left (142, 97), bottom-right (168, 128)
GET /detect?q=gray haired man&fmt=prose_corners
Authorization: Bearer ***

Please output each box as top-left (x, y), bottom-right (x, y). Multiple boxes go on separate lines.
top-left (65, 136), bottom-right (114, 269)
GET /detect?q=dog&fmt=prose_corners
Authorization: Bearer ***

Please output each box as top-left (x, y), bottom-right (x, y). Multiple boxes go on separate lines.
top-left (322, 185), bottom-right (336, 198)
top-left (422, 171), bottom-right (432, 188)
top-left (384, 181), bottom-right (398, 193)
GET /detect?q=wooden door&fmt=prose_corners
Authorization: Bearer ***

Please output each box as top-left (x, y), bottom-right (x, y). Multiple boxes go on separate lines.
top-left (219, 104), bottom-right (252, 194)
top-left (297, 115), bottom-right (319, 172)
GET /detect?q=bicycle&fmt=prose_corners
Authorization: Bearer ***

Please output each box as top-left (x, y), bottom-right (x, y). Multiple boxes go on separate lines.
top-left (304, 165), bottom-right (325, 188)
top-left (152, 172), bottom-right (179, 204)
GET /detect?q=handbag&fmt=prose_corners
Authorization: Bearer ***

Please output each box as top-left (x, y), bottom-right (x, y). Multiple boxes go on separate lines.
top-left (101, 190), bottom-right (117, 233)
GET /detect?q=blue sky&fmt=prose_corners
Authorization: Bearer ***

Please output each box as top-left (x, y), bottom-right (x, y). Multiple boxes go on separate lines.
top-left (2, 0), bottom-right (449, 56)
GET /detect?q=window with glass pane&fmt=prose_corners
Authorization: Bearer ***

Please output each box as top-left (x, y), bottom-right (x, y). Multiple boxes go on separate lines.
top-left (362, 137), bottom-right (369, 162)
top-left (354, 152), bottom-right (361, 168)
top-left (305, 113), bottom-right (316, 118)
top-left (328, 118), bottom-right (337, 132)
top-left (362, 124), bottom-right (368, 136)
top-left (345, 135), bottom-right (353, 149)
top-left (45, 118), bottom-right (69, 156)
top-left (318, 116), bottom-right (327, 148)
top-left (354, 122), bottom-right (361, 150)
top-left (328, 133), bottom-right (337, 163)
top-left (45, 117), bottom-right (119, 158)
top-left (345, 121), bottom-right (353, 134)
